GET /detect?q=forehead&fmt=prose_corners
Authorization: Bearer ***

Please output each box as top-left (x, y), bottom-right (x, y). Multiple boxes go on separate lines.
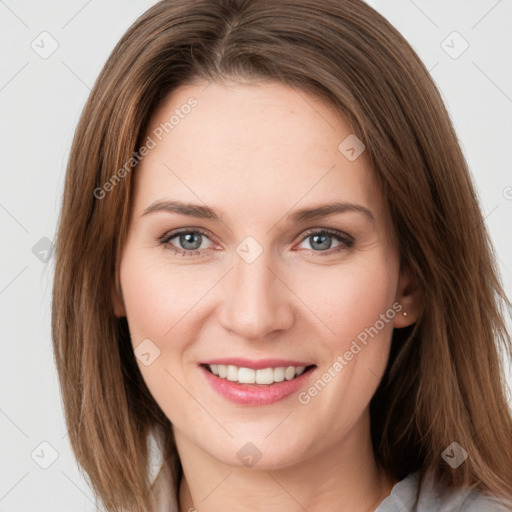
top-left (133, 80), bottom-right (380, 222)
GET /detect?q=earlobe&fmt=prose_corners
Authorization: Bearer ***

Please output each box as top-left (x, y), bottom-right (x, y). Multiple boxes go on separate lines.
top-left (394, 264), bottom-right (422, 328)
top-left (394, 308), bottom-right (414, 328)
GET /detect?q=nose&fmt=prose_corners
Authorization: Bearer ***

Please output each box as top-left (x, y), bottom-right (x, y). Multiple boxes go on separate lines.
top-left (218, 248), bottom-right (295, 341)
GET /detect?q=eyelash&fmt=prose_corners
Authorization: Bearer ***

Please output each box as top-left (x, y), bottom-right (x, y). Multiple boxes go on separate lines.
top-left (158, 227), bottom-right (355, 258)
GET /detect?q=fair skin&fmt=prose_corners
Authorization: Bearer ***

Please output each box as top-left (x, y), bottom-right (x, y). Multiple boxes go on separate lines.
top-left (115, 80), bottom-right (419, 512)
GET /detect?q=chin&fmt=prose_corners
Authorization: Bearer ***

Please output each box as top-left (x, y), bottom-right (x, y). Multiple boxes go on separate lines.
top-left (206, 436), bottom-right (309, 471)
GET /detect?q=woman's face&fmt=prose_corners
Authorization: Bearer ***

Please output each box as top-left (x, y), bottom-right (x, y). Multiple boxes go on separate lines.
top-left (116, 80), bottom-right (414, 469)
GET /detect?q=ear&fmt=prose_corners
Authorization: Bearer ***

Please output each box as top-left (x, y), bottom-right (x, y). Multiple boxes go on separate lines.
top-left (394, 263), bottom-right (422, 328)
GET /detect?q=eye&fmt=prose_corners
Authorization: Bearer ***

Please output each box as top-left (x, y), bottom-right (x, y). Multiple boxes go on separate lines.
top-left (295, 228), bottom-right (354, 256)
top-left (158, 227), bottom-right (354, 257)
top-left (159, 228), bottom-right (215, 257)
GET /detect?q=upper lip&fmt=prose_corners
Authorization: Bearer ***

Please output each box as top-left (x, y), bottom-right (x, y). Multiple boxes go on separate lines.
top-left (200, 358), bottom-right (315, 370)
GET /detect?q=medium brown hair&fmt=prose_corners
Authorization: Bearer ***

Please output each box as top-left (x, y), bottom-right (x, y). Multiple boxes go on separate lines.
top-left (52, 0), bottom-right (512, 510)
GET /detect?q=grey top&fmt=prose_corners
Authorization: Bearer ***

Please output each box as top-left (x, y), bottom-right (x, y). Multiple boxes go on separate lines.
top-left (375, 470), bottom-right (510, 512)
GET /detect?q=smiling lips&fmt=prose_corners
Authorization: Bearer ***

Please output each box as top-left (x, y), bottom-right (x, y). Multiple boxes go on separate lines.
top-left (205, 363), bottom-right (307, 384)
top-left (199, 358), bottom-right (316, 405)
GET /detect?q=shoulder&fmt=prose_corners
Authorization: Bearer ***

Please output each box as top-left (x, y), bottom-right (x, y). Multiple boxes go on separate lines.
top-left (150, 459), bottom-right (180, 512)
top-left (454, 489), bottom-right (511, 512)
top-left (376, 470), bottom-right (511, 512)
top-left (148, 430), bottom-right (180, 512)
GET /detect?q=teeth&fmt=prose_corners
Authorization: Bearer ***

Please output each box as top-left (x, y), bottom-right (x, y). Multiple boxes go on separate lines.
top-left (207, 364), bottom-right (307, 385)
top-left (238, 367), bottom-right (256, 384)
top-left (256, 368), bottom-right (274, 385)
top-left (227, 365), bottom-right (238, 381)
top-left (274, 367), bottom-right (285, 382)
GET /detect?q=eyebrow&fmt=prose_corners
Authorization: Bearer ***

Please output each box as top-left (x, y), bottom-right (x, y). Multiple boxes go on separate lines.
top-left (141, 199), bottom-right (374, 223)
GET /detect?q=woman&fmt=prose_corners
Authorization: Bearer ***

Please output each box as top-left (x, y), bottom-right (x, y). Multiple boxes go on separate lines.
top-left (52, 0), bottom-right (512, 511)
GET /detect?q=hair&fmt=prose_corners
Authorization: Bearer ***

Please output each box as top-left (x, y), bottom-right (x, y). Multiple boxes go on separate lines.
top-left (51, 0), bottom-right (512, 510)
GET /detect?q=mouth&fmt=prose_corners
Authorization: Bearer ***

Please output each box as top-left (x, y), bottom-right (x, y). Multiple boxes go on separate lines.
top-left (198, 361), bottom-right (317, 406)
top-left (200, 363), bottom-right (317, 385)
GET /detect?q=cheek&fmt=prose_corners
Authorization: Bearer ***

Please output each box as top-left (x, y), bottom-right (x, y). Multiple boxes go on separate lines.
top-left (294, 254), bottom-right (399, 349)
top-left (120, 250), bottom-right (205, 344)
top-left (291, 255), bottom-right (399, 441)
top-left (119, 251), bottom-right (198, 416)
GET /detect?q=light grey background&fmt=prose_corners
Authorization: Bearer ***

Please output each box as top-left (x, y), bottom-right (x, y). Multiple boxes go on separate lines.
top-left (1, 1), bottom-right (511, 510)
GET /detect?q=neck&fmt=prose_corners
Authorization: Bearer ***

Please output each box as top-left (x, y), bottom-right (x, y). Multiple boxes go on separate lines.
top-left (175, 410), bottom-right (396, 512)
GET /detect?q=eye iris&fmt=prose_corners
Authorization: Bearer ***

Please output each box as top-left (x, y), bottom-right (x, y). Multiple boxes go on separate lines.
top-left (180, 232), bottom-right (201, 250)
top-left (311, 233), bottom-right (332, 250)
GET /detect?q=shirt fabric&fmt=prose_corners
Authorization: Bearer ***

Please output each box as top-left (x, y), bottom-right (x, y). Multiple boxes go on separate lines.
top-left (375, 470), bottom-right (510, 511)
top-left (147, 432), bottom-right (510, 512)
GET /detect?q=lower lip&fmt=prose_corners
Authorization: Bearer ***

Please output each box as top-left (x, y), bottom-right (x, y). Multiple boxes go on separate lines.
top-left (199, 365), bottom-right (316, 405)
